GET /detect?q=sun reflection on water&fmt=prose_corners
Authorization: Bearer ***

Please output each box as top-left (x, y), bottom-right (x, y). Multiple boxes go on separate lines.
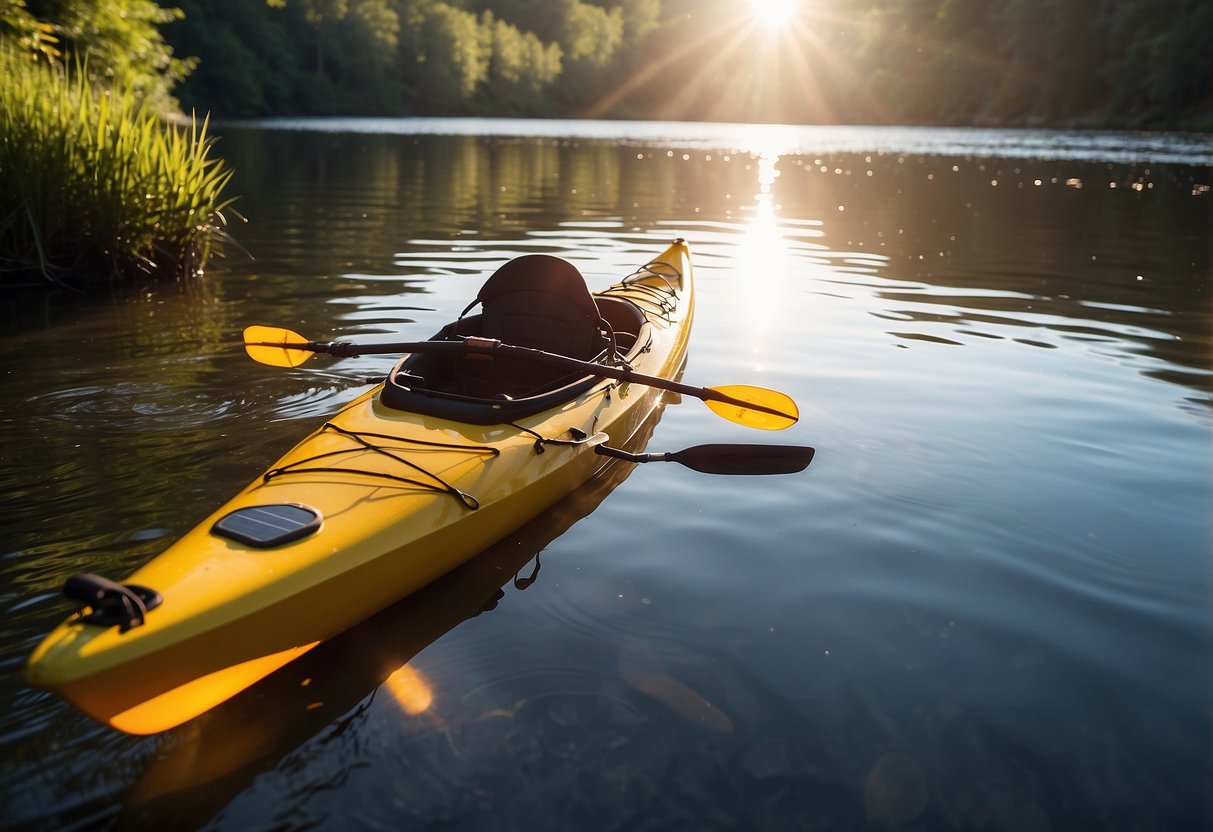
top-left (383, 665), bottom-right (434, 716)
top-left (734, 134), bottom-right (793, 334)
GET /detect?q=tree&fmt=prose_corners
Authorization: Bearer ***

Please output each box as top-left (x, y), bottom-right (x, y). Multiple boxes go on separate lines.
top-left (400, 1), bottom-right (490, 104)
top-left (0, 0), bottom-right (60, 60)
top-left (559, 0), bottom-right (623, 66)
top-left (482, 9), bottom-right (561, 112)
top-left (614, 0), bottom-right (660, 43)
top-left (21, 0), bottom-right (193, 110)
top-left (144, 0), bottom-right (1213, 127)
top-left (346, 0), bottom-right (399, 75)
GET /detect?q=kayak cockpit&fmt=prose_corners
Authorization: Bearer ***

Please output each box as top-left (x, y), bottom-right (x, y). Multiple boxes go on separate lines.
top-left (378, 295), bottom-right (650, 424)
top-left (379, 254), bottom-right (654, 424)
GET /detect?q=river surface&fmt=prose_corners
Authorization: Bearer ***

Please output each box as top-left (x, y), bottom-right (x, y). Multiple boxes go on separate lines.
top-left (2, 119), bottom-right (1211, 830)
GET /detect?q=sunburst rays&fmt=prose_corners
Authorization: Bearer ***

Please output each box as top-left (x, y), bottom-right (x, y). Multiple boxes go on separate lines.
top-left (585, 3), bottom-right (861, 125)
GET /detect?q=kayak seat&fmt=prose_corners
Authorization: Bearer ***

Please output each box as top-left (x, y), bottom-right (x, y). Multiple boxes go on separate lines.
top-left (468, 254), bottom-right (604, 355)
top-left (378, 263), bottom-right (654, 423)
top-left (457, 254), bottom-right (608, 397)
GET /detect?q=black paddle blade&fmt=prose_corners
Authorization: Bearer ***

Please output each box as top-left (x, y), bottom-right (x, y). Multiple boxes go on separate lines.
top-left (667, 444), bottom-right (815, 475)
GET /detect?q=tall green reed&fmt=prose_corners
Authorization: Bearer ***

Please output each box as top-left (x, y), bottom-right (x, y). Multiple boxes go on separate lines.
top-left (0, 49), bottom-right (235, 287)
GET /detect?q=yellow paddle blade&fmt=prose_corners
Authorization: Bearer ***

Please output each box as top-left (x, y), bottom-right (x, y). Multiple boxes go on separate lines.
top-left (705, 384), bottom-right (799, 430)
top-left (243, 325), bottom-right (314, 368)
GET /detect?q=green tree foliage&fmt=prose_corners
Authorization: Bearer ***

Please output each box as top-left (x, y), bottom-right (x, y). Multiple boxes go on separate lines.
top-left (482, 10), bottom-right (562, 114)
top-left (167, 0), bottom-right (296, 115)
top-left (615, 0), bottom-right (660, 42)
top-left (348, 0), bottom-right (400, 74)
top-left (0, 0), bottom-right (60, 60)
top-left (1100, 0), bottom-right (1213, 125)
top-left (37, 0), bottom-right (1200, 127)
top-left (23, 0), bottom-right (194, 111)
top-left (558, 0), bottom-right (623, 66)
top-left (297, 0), bottom-right (350, 76)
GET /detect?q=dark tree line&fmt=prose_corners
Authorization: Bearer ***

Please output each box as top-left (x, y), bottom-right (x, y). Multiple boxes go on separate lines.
top-left (8, 0), bottom-right (1211, 128)
top-left (834, 0), bottom-right (1213, 128)
top-left (616, 0), bottom-right (1213, 128)
top-left (160, 0), bottom-right (641, 117)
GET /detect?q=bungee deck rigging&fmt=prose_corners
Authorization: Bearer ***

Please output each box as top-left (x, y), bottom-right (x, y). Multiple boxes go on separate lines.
top-left (599, 258), bottom-right (682, 321)
top-left (261, 422), bottom-right (500, 510)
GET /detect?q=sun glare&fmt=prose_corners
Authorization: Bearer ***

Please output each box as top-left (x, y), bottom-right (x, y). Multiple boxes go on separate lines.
top-left (734, 133), bottom-right (794, 334)
top-left (749, 0), bottom-right (799, 28)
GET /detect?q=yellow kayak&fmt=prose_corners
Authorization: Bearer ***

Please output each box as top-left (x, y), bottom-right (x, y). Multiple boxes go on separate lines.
top-left (25, 239), bottom-right (699, 734)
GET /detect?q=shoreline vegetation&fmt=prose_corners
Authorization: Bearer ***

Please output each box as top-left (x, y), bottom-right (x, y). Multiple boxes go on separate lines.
top-left (0, 51), bottom-right (235, 289)
top-left (2, 0), bottom-right (1210, 289)
top-left (0, 2), bottom-right (233, 289)
top-left (164, 0), bottom-right (1212, 132)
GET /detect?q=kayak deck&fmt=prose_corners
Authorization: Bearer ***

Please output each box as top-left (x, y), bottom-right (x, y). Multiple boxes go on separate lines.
top-left (25, 240), bottom-right (694, 734)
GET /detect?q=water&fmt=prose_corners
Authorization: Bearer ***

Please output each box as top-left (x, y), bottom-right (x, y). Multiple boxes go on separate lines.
top-left (1, 119), bottom-right (1210, 830)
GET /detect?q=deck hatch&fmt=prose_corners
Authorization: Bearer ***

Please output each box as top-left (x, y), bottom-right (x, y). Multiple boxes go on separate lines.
top-left (211, 503), bottom-right (322, 548)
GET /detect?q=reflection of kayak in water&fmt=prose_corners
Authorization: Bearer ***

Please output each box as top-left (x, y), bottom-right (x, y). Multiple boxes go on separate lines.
top-left (122, 406), bottom-right (669, 828)
top-left (25, 238), bottom-right (808, 736)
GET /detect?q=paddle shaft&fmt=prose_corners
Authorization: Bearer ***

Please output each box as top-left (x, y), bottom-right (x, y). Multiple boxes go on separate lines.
top-left (261, 335), bottom-right (797, 423)
top-left (596, 442), bottom-right (815, 475)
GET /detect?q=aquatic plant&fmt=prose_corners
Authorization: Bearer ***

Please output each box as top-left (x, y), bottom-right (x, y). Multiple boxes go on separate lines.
top-left (0, 49), bottom-right (235, 288)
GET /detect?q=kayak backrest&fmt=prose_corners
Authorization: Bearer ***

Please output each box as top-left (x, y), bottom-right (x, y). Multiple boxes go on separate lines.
top-left (467, 254), bottom-right (603, 360)
top-left (457, 254), bottom-right (607, 395)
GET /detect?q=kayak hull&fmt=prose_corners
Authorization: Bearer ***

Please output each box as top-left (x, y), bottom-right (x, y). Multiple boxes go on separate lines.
top-left (25, 240), bottom-right (694, 734)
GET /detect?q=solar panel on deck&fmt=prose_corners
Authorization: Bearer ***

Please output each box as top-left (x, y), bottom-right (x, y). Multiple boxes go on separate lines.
top-left (211, 504), bottom-right (322, 548)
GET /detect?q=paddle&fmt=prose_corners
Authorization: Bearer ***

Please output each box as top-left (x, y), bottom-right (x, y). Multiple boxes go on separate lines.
top-left (243, 325), bottom-right (799, 430)
top-left (595, 442), bottom-right (814, 475)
